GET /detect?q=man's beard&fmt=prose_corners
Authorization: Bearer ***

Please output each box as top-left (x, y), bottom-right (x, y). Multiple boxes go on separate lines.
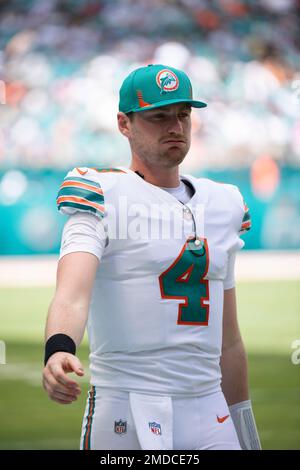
top-left (157, 146), bottom-right (189, 167)
top-left (158, 155), bottom-right (185, 168)
top-left (131, 134), bottom-right (190, 168)
top-left (139, 144), bottom-right (189, 168)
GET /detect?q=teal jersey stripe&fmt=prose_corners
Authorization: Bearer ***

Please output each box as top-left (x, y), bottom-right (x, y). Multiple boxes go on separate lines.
top-left (93, 167), bottom-right (125, 173)
top-left (64, 176), bottom-right (100, 189)
top-left (57, 186), bottom-right (104, 204)
top-left (240, 222), bottom-right (251, 232)
top-left (242, 211), bottom-right (251, 223)
top-left (58, 201), bottom-right (104, 217)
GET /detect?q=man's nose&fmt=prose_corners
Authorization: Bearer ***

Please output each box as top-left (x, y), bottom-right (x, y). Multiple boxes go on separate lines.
top-left (167, 116), bottom-right (184, 134)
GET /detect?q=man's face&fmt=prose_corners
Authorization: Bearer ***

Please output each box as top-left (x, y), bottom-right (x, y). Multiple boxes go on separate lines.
top-left (123, 103), bottom-right (192, 168)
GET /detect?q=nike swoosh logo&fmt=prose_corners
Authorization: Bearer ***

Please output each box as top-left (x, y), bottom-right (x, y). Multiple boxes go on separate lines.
top-left (217, 414), bottom-right (230, 423)
top-left (76, 167), bottom-right (88, 175)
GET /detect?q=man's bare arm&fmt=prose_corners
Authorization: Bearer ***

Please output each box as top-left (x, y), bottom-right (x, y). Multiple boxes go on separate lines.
top-left (221, 287), bottom-right (261, 449)
top-left (220, 287), bottom-right (249, 405)
top-left (43, 252), bottom-right (99, 405)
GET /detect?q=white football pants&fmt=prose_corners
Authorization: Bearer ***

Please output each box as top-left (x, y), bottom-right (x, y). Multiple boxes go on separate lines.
top-left (80, 387), bottom-right (241, 450)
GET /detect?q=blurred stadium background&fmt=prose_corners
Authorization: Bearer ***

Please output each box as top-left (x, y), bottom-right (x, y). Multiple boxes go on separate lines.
top-left (0, 0), bottom-right (299, 450)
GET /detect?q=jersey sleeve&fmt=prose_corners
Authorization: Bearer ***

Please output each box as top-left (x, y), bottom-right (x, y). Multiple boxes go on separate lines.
top-left (56, 167), bottom-right (105, 219)
top-left (222, 183), bottom-right (252, 238)
top-left (222, 186), bottom-right (251, 289)
top-left (223, 252), bottom-right (236, 290)
top-left (59, 211), bottom-right (107, 261)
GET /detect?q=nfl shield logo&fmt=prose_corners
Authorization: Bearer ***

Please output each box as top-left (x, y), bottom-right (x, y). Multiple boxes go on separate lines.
top-left (149, 421), bottom-right (162, 435)
top-left (114, 420), bottom-right (127, 435)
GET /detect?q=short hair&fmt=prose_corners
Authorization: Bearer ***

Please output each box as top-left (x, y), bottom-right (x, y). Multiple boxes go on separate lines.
top-left (125, 112), bottom-right (135, 121)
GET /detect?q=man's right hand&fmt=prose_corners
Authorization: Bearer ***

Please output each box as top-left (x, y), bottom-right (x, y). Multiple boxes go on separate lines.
top-left (42, 352), bottom-right (84, 404)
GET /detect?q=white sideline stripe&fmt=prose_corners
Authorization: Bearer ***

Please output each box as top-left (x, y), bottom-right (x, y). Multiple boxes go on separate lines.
top-left (0, 251), bottom-right (299, 286)
top-left (235, 251), bottom-right (300, 281)
top-left (0, 362), bottom-right (90, 386)
top-left (0, 255), bottom-right (58, 287)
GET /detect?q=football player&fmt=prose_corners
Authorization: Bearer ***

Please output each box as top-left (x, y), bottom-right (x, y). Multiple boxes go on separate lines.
top-left (43, 64), bottom-right (260, 450)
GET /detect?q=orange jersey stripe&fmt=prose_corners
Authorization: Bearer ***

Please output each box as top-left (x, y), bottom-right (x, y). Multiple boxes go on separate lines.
top-left (241, 220), bottom-right (251, 228)
top-left (60, 180), bottom-right (103, 196)
top-left (57, 195), bottom-right (104, 212)
top-left (76, 167), bottom-right (88, 175)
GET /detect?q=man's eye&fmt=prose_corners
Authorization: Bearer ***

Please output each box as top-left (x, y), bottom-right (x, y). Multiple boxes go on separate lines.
top-left (149, 112), bottom-right (190, 119)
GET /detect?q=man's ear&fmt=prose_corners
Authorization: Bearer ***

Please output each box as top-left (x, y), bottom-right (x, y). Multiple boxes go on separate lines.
top-left (117, 112), bottom-right (132, 138)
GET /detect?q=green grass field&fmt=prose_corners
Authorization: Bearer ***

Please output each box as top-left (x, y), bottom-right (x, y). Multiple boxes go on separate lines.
top-left (0, 281), bottom-right (299, 449)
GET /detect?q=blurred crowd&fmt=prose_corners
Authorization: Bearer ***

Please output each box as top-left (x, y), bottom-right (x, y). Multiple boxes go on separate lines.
top-left (0, 0), bottom-right (299, 171)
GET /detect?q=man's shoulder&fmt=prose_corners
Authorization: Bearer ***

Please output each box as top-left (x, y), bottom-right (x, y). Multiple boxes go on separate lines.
top-left (56, 166), bottom-right (131, 218)
top-left (197, 176), bottom-right (251, 234)
top-left (185, 174), bottom-right (243, 203)
top-left (186, 175), bottom-right (247, 231)
top-left (56, 167), bottom-right (120, 218)
top-left (65, 166), bottom-right (127, 180)
top-left (60, 166), bottom-right (128, 190)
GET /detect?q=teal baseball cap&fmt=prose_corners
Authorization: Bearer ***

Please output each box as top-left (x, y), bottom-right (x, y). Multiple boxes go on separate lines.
top-left (119, 64), bottom-right (207, 113)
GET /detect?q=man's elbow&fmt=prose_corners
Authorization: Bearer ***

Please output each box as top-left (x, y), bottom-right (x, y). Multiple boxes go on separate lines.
top-left (221, 336), bottom-right (246, 355)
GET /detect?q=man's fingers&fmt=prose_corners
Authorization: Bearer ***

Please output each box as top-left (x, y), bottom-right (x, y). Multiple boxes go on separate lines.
top-left (44, 367), bottom-right (81, 392)
top-left (43, 353), bottom-right (85, 405)
top-left (43, 374), bottom-right (81, 397)
top-left (50, 390), bottom-right (78, 403)
top-left (43, 378), bottom-right (79, 403)
top-left (63, 355), bottom-right (85, 377)
top-left (51, 395), bottom-right (74, 405)
top-left (48, 362), bottom-right (79, 388)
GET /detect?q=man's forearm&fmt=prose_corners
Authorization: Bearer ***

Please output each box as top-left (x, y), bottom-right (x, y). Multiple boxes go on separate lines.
top-left (45, 297), bottom-right (88, 346)
top-left (220, 339), bottom-right (261, 449)
top-left (45, 251), bottom-right (98, 345)
top-left (220, 338), bottom-right (249, 406)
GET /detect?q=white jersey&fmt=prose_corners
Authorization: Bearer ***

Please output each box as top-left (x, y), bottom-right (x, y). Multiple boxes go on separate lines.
top-left (57, 166), bottom-right (251, 397)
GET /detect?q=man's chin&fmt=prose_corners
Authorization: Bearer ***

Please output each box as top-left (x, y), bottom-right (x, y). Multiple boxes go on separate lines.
top-left (161, 150), bottom-right (187, 167)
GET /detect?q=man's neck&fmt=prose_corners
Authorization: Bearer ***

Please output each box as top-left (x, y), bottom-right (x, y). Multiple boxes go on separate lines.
top-left (130, 158), bottom-right (180, 188)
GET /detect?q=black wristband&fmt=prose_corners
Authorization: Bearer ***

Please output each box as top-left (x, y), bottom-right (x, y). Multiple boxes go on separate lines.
top-left (44, 333), bottom-right (76, 366)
